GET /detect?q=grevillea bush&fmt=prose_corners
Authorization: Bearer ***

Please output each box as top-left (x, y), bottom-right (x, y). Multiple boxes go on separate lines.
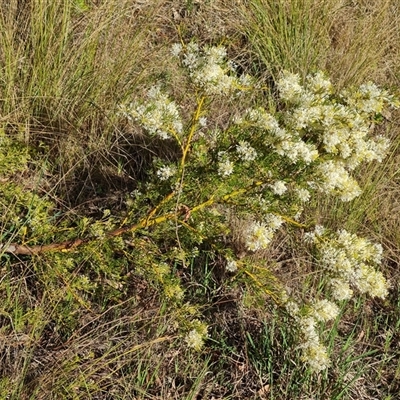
top-left (117, 42), bottom-right (398, 372)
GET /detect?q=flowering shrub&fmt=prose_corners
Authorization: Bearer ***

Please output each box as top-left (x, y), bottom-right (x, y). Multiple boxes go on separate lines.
top-left (307, 227), bottom-right (388, 299)
top-left (121, 43), bottom-right (397, 371)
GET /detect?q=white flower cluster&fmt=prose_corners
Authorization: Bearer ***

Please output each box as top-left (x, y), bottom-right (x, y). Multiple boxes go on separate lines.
top-left (286, 226), bottom-right (388, 371)
top-left (235, 71), bottom-right (396, 203)
top-left (173, 42), bottom-right (252, 95)
top-left (226, 259), bottom-right (238, 273)
top-left (285, 297), bottom-right (339, 372)
top-left (236, 106), bottom-right (319, 165)
top-left (316, 160), bottom-right (361, 202)
top-left (244, 214), bottom-right (284, 251)
top-left (343, 81), bottom-right (398, 115)
top-left (301, 340), bottom-right (331, 373)
top-left (311, 299), bottom-right (340, 322)
top-left (270, 180), bottom-right (287, 196)
top-left (307, 227), bottom-right (388, 300)
top-left (279, 72), bottom-right (393, 171)
top-left (276, 71), bottom-right (305, 103)
top-left (185, 329), bottom-right (204, 350)
top-left (217, 151), bottom-right (234, 177)
top-left (236, 140), bottom-right (257, 162)
top-left (118, 86), bottom-right (183, 140)
top-left (276, 71), bottom-right (332, 107)
top-left (235, 106), bottom-right (279, 130)
top-left (184, 319), bottom-right (208, 351)
top-left (295, 187), bottom-right (311, 203)
top-left (156, 165), bottom-right (176, 181)
top-left (198, 116), bottom-right (207, 128)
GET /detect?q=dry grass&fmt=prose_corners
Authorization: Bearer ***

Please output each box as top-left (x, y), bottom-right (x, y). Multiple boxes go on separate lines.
top-left (241, 0), bottom-right (400, 88)
top-left (326, 0), bottom-right (400, 88)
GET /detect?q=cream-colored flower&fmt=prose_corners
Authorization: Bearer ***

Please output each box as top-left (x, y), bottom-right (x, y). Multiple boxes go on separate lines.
top-left (302, 343), bottom-right (330, 372)
top-left (171, 43), bottom-right (182, 57)
top-left (270, 180), bottom-right (287, 196)
top-left (236, 141), bottom-right (257, 161)
top-left (316, 160), bottom-right (361, 201)
top-left (156, 165), bottom-right (176, 181)
top-left (277, 71), bottom-right (303, 102)
top-left (355, 264), bottom-right (389, 299)
top-left (311, 299), bottom-right (339, 322)
top-left (329, 279), bottom-right (353, 301)
top-left (120, 86), bottom-right (183, 140)
top-left (226, 259), bottom-right (238, 273)
top-left (218, 158), bottom-right (234, 177)
top-left (295, 187), bottom-right (311, 203)
top-left (185, 329), bottom-right (204, 351)
top-left (181, 44), bottom-right (249, 95)
top-left (265, 213), bottom-right (284, 230)
top-left (245, 221), bottom-right (274, 251)
top-left (285, 300), bottom-right (300, 318)
top-left (299, 316), bottom-right (319, 343)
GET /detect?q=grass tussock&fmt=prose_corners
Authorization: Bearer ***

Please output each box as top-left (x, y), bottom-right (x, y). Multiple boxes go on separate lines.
top-left (241, 0), bottom-right (336, 79)
top-left (242, 0), bottom-right (400, 87)
top-left (0, 0), bottom-right (400, 399)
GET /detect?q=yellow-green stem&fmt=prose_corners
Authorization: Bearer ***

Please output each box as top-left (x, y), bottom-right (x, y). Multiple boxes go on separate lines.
top-left (243, 269), bottom-right (281, 304)
top-left (181, 96), bottom-right (205, 169)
